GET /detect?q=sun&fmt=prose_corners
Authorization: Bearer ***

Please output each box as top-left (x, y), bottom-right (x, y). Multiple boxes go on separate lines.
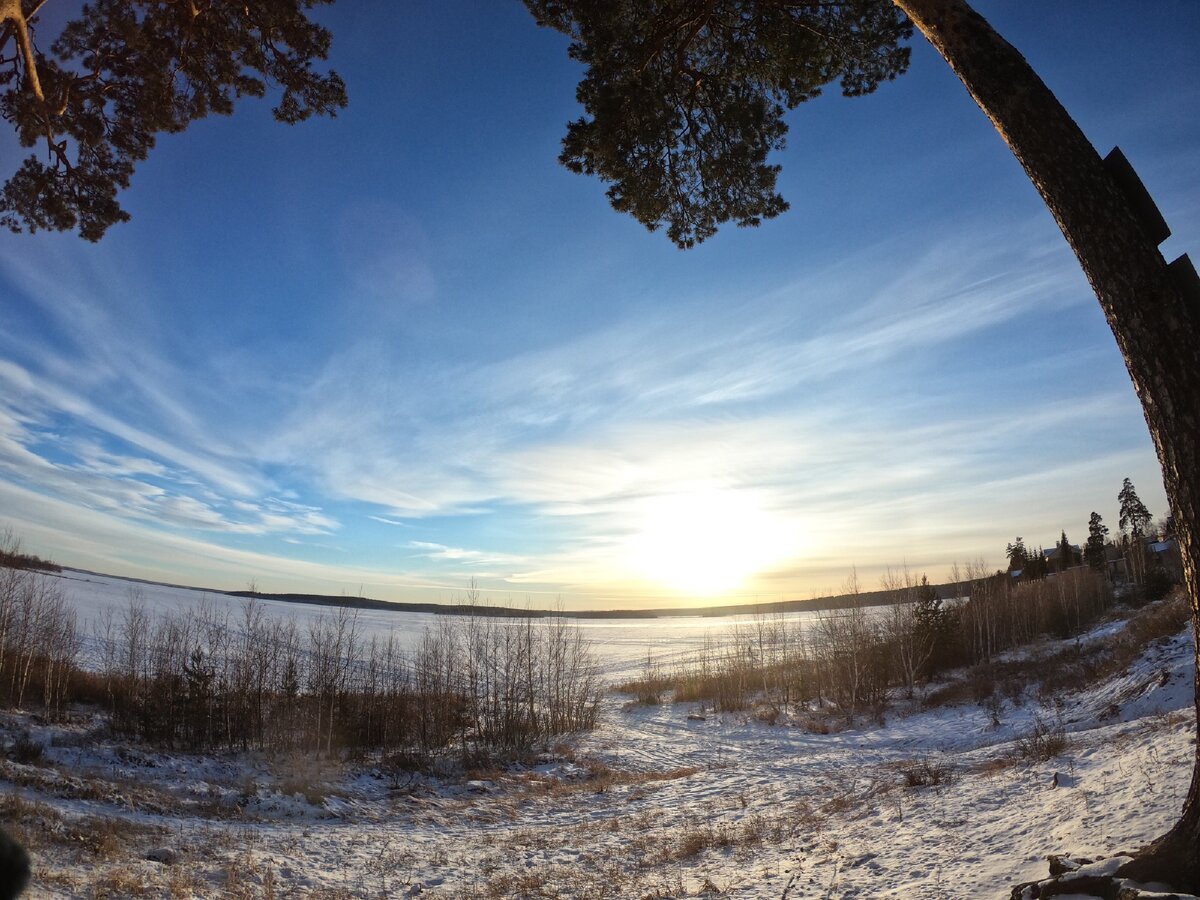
top-left (623, 488), bottom-right (799, 598)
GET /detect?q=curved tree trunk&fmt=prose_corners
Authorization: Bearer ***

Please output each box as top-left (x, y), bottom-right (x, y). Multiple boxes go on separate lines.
top-left (894, 0), bottom-right (1200, 888)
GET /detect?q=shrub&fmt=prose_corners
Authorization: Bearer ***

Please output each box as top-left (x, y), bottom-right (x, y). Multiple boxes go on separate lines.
top-left (1015, 715), bottom-right (1068, 762)
top-left (7, 730), bottom-right (43, 765)
top-left (1124, 591), bottom-right (1189, 647)
top-left (83, 598), bottom-right (602, 767)
top-left (1141, 567), bottom-right (1176, 604)
top-left (900, 758), bottom-right (956, 788)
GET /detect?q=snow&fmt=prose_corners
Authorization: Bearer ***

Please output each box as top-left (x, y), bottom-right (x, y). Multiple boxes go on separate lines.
top-left (4, 571), bottom-right (1197, 898)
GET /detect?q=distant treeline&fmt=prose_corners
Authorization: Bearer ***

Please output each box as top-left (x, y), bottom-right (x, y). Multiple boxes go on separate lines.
top-left (0, 531), bottom-right (60, 574)
top-left (224, 584), bottom-right (944, 621)
top-left (224, 590), bottom-right (630, 619)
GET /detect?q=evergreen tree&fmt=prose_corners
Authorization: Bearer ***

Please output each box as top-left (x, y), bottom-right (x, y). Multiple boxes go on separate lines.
top-left (1023, 548), bottom-right (1048, 582)
top-left (1005, 537), bottom-right (1028, 572)
top-left (1056, 531), bottom-right (1078, 571)
top-left (1118, 478), bottom-right (1153, 539)
top-left (1119, 477), bottom-right (1154, 588)
top-left (526, 4), bottom-right (1200, 879)
top-left (912, 575), bottom-right (954, 678)
top-left (0, 0), bottom-right (347, 240)
top-left (1085, 512), bottom-right (1110, 572)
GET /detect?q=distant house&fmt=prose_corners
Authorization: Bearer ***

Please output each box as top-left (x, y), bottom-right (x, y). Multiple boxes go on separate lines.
top-left (1148, 538), bottom-right (1183, 580)
top-left (1043, 543), bottom-right (1081, 570)
top-left (1102, 536), bottom-right (1181, 584)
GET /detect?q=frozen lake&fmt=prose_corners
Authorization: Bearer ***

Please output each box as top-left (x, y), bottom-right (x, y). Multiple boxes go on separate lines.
top-left (47, 568), bottom-right (840, 684)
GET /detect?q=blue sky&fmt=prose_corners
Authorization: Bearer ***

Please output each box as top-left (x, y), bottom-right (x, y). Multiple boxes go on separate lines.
top-left (0, 2), bottom-right (1195, 608)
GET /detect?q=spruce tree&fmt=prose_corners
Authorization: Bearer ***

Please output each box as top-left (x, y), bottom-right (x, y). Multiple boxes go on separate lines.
top-left (1005, 537), bottom-right (1028, 572)
top-left (1056, 531), bottom-right (1078, 571)
top-left (1085, 512), bottom-right (1109, 572)
top-left (1024, 548), bottom-right (1048, 582)
top-left (912, 575), bottom-right (953, 678)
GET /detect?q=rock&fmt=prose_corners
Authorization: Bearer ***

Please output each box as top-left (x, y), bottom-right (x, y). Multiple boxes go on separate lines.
top-left (846, 852), bottom-right (879, 869)
top-left (1010, 854), bottom-right (1200, 900)
top-left (1048, 854), bottom-right (1090, 876)
top-left (145, 847), bottom-right (179, 865)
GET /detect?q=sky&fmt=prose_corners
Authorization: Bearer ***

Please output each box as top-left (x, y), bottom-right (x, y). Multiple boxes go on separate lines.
top-left (0, 2), bottom-right (1196, 610)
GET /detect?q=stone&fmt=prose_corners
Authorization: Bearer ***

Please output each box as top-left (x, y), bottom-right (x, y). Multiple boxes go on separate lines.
top-left (1048, 855), bottom-right (1090, 877)
top-left (145, 847), bottom-right (179, 865)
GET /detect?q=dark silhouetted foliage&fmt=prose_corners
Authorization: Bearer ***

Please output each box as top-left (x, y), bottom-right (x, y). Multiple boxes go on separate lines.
top-left (524, 0), bottom-right (911, 247)
top-left (1, 0), bottom-right (347, 240)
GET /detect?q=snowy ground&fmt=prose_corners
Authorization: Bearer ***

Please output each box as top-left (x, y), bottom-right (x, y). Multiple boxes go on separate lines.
top-left (2, 574), bottom-right (1196, 898)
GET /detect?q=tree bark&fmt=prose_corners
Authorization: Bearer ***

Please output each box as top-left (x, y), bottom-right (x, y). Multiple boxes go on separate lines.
top-left (894, 0), bottom-right (1200, 888)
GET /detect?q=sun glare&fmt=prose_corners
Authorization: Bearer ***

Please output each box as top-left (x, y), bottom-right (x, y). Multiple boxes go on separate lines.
top-left (623, 488), bottom-right (800, 599)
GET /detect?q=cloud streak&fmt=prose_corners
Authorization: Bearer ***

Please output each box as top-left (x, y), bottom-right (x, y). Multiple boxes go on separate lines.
top-left (0, 213), bottom-right (1166, 606)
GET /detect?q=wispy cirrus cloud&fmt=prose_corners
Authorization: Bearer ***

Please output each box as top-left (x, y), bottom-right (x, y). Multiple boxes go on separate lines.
top-left (407, 541), bottom-right (525, 567)
top-left (262, 220), bottom-right (1091, 523)
top-left (0, 358), bottom-right (337, 540)
top-left (0, 218), bottom-right (1162, 604)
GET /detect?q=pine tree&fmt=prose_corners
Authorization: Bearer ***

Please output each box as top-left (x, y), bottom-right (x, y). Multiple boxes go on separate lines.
top-left (524, 5), bottom-right (1200, 879)
top-left (1085, 512), bottom-right (1109, 572)
top-left (1119, 478), bottom-right (1154, 589)
top-left (0, 0), bottom-right (347, 240)
top-left (1118, 478), bottom-right (1153, 539)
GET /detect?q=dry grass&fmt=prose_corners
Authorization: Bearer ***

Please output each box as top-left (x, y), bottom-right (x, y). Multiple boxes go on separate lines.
top-left (896, 757), bottom-right (957, 788)
top-left (219, 851), bottom-right (282, 899)
top-left (0, 790), bottom-right (209, 900)
top-left (0, 749), bottom-right (258, 821)
top-left (1014, 715), bottom-right (1070, 762)
top-left (796, 710), bottom-right (847, 735)
top-left (165, 864), bottom-right (206, 899)
top-left (87, 867), bottom-right (158, 898)
top-left (1122, 590), bottom-right (1190, 647)
top-left (667, 814), bottom-right (788, 862)
top-left (484, 870), bottom-right (554, 898)
top-left (508, 758), bottom-right (699, 799)
top-left (964, 754), bottom-right (1023, 777)
top-left (271, 753), bottom-right (343, 807)
top-left (0, 791), bottom-right (166, 865)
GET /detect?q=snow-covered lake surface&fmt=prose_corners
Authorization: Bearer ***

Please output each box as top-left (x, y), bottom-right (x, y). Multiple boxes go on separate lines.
top-left (8, 567), bottom-right (1197, 898)
top-left (52, 568), bottom-right (840, 683)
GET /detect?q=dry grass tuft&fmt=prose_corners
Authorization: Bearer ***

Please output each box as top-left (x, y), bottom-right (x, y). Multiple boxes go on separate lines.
top-left (897, 757), bottom-right (957, 788)
top-left (87, 867), bottom-right (157, 898)
top-left (510, 758), bottom-right (699, 799)
top-left (1014, 715), bottom-right (1069, 762)
top-left (1123, 591), bottom-right (1190, 647)
top-left (485, 870), bottom-right (553, 898)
